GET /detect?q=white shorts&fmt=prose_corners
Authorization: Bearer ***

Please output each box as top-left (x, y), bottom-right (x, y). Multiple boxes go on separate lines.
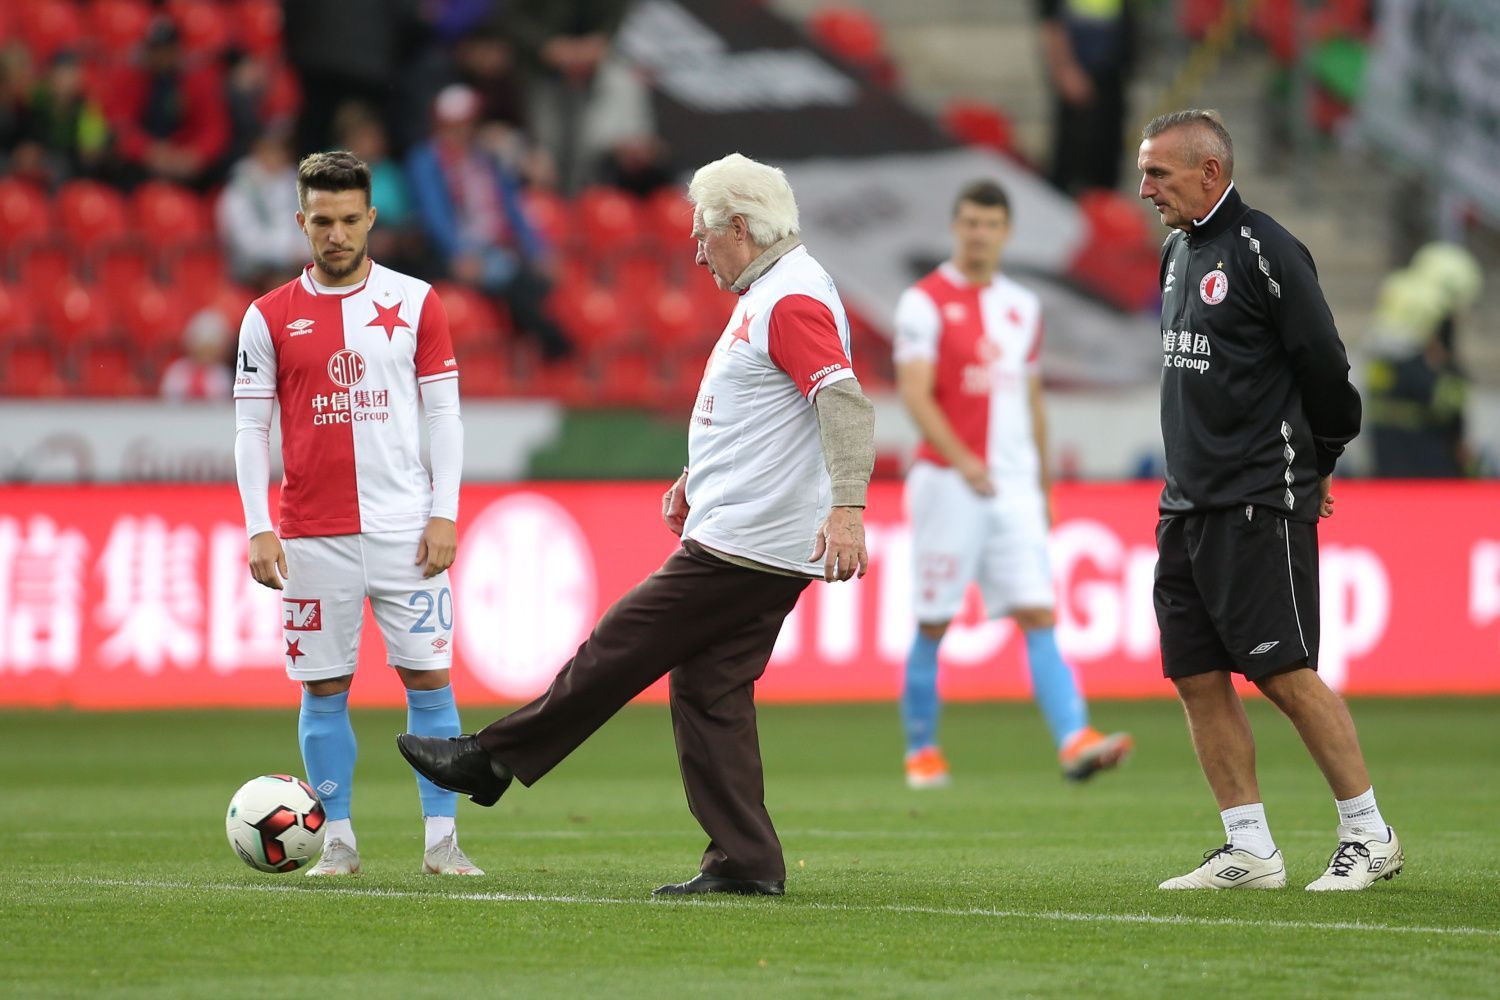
top-left (280, 529), bottom-right (454, 682)
top-left (906, 461), bottom-right (1055, 624)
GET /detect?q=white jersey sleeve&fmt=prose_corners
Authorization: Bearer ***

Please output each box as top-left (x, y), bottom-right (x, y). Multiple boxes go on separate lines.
top-left (892, 286), bottom-right (941, 364)
top-left (420, 377), bottom-right (463, 522)
top-left (233, 396), bottom-right (275, 538)
top-left (233, 303), bottom-right (277, 398)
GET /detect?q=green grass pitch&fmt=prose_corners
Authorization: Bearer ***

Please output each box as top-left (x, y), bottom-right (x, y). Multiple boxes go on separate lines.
top-left (4, 698), bottom-right (1498, 998)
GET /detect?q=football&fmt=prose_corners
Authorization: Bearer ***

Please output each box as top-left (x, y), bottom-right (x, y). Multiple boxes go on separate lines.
top-left (225, 774), bottom-right (327, 873)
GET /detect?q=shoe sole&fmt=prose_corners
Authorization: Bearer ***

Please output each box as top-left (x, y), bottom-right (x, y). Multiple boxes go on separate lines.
top-left (396, 738), bottom-right (503, 807)
top-left (1063, 737), bottom-right (1134, 782)
top-left (906, 775), bottom-right (950, 789)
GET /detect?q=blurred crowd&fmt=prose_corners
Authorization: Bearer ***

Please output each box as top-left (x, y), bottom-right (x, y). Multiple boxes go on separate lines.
top-left (0, 0), bottom-right (678, 399)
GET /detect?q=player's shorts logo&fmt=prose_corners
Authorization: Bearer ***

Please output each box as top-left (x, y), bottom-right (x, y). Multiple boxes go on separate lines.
top-left (283, 598), bottom-right (323, 631)
top-left (327, 349), bottom-right (366, 388)
top-left (1200, 269), bottom-right (1229, 305)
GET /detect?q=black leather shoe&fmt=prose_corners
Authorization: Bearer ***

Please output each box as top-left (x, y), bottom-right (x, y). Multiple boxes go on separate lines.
top-left (396, 733), bottom-right (513, 807)
top-left (651, 873), bottom-right (785, 897)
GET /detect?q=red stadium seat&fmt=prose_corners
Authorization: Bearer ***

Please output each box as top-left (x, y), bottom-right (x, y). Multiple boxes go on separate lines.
top-left (168, 0), bottom-right (230, 56)
top-left (522, 188), bottom-right (569, 248)
top-left (941, 100), bottom-right (1017, 157)
top-left (611, 252), bottom-right (668, 302)
top-left (44, 279), bottom-right (115, 347)
top-left (0, 180), bottom-right (55, 256)
top-left (551, 281), bottom-right (629, 349)
top-left (807, 8), bottom-right (896, 86)
top-left (131, 182), bottom-right (209, 251)
top-left (453, 346), bottom-right (513, 397)
top-left (89, 0), bottom-right (153, 56)
top-left (1076, 189), bottom-right (1151, 249)
top-left (233, 0), bottom-right (283, 56)
top-left (0, 284), bottom-right (39, 345)
top-left (645, 189), bottom-right (695, 249)
top-left (119, 282), bottom-right (191, 355)
top-left (17, 245), bottom-right (77, 303)
top-left (571, 187), bottom-right (644, 254)
top-left (645, 288), bottom-right (706, 349)
top-left (163, 243), bottom-right (228, 308)
top-left (56, 179), bottom-right (132, 256)
top-left (434, 282), bottom-right (507, 352)
top-left (96, 243), bottom-right (154, 299)
top-left (75, 342), bottom-right (147, 397)
top-left (1, 344), bottom-right (68, 398)
top-left (18, 0), bottom-right (85, 63)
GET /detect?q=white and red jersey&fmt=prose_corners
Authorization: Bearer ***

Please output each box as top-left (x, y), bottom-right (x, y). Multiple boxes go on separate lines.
top-left (683, 245), bottom-right (855, 575)
top-left (234, 262), bottom-right (459, 538)
top-left (893, 263), bottom-right (1043, 480)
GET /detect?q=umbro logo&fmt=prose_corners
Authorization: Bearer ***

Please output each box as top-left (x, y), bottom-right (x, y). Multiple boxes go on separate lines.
top-left (316, 780), bottom-right (338, 796)
top-left (287, 318), bottom-right (316, 336)
top-left (1218, 866), bottom-right (1250, 881)
top-left (1249, 641), bottom-right (1280, 655)
top-left (1370, 858), bottom-right (1386, 872)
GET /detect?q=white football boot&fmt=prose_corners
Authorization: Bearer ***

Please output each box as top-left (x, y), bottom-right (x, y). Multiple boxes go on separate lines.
top-left (1159, 844), bottom-right (1287, 889)
top-left (1305, 826), bottom-right (1403, 891)
top-left (305, 838), bottom-right (362, 877)
top-left (423, 834), bottom-right (485, 876)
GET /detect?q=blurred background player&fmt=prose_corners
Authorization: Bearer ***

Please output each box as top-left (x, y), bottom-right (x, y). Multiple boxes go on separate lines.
top-left (893, 179), bottom-right (1132, 788)
top-left (159, 306), bottom-right (233, 401)
top-left (232, 150), bottom-right (480, 877)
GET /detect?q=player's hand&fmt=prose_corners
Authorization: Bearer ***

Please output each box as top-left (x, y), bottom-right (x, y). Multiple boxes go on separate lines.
top-left (662, 470), bottom-right (690, 536)
top-left (811, 506), bottom-right (869, 583)
top-left (1056, 62), bottom-right (1094, 105)
top-left (417, 517), bottom-right (458, 578)
top-left (1319, 475), bottom-right (1335, 519)
top-left (957, 454), bottom-right (995, 497)
top-left (247, 531), bottom-right (287, 591)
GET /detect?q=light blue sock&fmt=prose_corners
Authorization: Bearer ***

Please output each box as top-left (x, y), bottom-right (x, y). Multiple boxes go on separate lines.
top-left (298, 689), bottom-right (356, 822)
top-left (1024, 627), bottom-right (1089, 749)
top-left (406, 685), bottom-right (460, 817)
top-left (901, 632), bottom-right (942, 754)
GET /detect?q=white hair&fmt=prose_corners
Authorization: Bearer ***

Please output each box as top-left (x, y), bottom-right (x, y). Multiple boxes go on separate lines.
top-left (687, 153), bottom-right (799, 247)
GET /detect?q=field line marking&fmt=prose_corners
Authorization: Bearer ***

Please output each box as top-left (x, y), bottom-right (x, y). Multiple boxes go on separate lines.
top-left (31, 878), bottom-right (1500, 939)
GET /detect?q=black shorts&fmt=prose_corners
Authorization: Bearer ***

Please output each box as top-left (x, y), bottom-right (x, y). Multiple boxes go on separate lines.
top-left (1154, 506), bottom-right (1320, 680)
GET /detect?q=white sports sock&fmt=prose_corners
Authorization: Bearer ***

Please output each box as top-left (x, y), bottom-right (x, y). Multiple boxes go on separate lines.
top-left (1221, 803), bottom-right (1277, 858)
top-left (425, 815), bottom-right (456, 852)
top-left (1335, 787), bottom-right (1388, 840)
top-left (325, 818), bottom-right (356, 851)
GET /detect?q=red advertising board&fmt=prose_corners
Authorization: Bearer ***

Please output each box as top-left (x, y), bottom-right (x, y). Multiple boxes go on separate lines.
top-left (1, 482), bottom-right (1496, 708)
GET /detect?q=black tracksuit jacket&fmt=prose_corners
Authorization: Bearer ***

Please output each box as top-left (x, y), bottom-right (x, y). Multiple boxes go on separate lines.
top-left (1156, 185), bottom-right (1361, 523)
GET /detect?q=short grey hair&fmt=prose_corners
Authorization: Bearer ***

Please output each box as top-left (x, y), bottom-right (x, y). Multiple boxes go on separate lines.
top-left (688, 153), bottom-right (800, 247)
top-left (1142, 109), bottom-right (1235, 179)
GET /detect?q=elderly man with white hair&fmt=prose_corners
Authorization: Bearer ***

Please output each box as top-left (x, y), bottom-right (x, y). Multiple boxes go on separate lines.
top-left (398, 152), bottom-right (876, 897)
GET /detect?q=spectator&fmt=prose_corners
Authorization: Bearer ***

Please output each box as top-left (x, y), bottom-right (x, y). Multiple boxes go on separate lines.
top-left (1038, 0), bottom-right (1135, 194)
top-left (0, 43), bottom-right (44, 181)
top-left (334, 101), bottom-right (423, 276)
top-left (100, 19), bottom-right (229, 189)
top-left (160, 307), bottom-right (234, 401)
top-left (450, 26), bottom-right (527, 132)
top-left (501, 0), bottom-right (654, 193)
top-left (1366, 244), bottom-right (1483, 478)
top-left (407, 84), bottom-right (573, 361)
top-left (221, 48), bottom-right (275, 171)
top-left (18, 52), bottom-right (111, 185)
top-left (216, 128), bottom-right (306, 291)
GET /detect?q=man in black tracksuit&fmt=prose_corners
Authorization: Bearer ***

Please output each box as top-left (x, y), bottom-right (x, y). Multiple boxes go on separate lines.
top-left (1137, 110), bottom-right (1403, 893)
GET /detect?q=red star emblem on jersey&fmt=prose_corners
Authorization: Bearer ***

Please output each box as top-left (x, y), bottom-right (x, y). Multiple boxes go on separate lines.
top-left (367, 301), bottom-right (410, 340)
top-left (727, 311), bottom-right (754, 349)
top-left (285, 638), bottom-right (305, 664)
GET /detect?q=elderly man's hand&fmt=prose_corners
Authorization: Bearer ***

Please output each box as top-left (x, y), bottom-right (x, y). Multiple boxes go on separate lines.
top-left (811, 506), bottom-right (869, 583)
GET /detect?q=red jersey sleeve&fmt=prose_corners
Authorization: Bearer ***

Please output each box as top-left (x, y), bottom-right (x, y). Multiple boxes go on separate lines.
top-left (415, 287), bottom-right (459, 383)
top-left (1026, 314), bottom-right (1044, 372)
top-left (767, 294), bottom-right (852, 401)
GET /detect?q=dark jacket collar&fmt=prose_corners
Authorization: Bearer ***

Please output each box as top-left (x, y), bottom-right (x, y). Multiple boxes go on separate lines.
top-left (1187, 183), bottom-right (1243, 245)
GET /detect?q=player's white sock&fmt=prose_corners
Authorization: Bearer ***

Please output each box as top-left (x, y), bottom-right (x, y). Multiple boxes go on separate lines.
top-left (1335, 787), bottom-right (1388, 840)
top-left (425, 815), bottom-right (456, 852)
top-left (325, 818), bottom-right (356, 851)
top-left (1221, 803), bottom-right (1276, 858)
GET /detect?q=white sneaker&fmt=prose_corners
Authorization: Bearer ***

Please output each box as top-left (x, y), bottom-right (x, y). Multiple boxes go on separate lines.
top-left (1159, 845), bottom-right (1287, 889)
top-left (1305, 826), bottom-right (1403, 891)
top-left (305, 838), bottom-right (361, 877)
top-left (423, 834), bottom-right (484, 876)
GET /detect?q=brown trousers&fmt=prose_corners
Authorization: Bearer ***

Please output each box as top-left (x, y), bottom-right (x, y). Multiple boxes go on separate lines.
top-left (476, 539), bottom-right (809, 880)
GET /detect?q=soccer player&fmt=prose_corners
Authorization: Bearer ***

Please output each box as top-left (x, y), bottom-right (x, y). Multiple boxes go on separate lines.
top-left (1140, 110), bottom-right (1402, 890)
top-left (233, 151), bottom-right (481, 877)
top-left (893, 179), bottom-right (1132, 788)
top-left (397, 153), bottom-right (876, 897)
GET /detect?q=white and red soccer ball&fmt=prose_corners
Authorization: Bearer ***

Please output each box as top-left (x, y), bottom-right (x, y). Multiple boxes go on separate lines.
top-left (225, 774), bottom-right (326, 873)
